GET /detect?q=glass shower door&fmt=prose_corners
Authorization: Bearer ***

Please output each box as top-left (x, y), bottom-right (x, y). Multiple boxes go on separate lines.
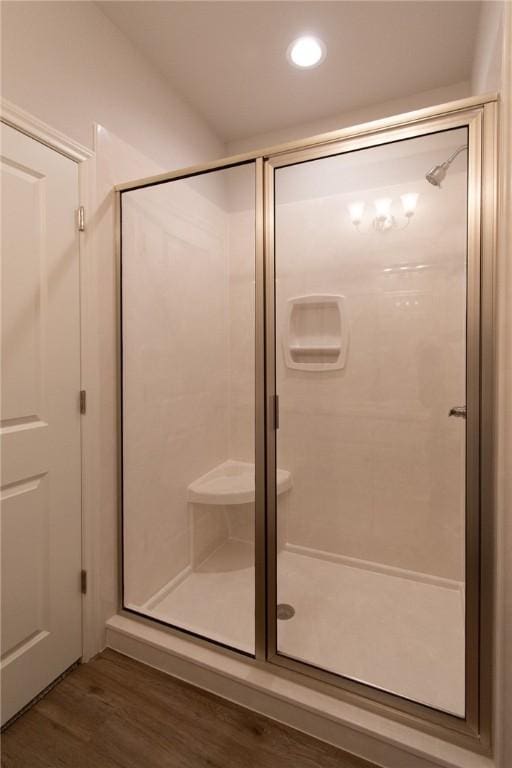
top-left (272, 127), bottom-right (469, 715)
top-left (121, 162), bottom-right (257, 654)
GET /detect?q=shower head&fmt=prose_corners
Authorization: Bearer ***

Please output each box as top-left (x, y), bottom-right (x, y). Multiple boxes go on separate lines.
top-left (425, 162), bottom-right (449, 188)
top-left (425, 144), bottom-right (468, 188)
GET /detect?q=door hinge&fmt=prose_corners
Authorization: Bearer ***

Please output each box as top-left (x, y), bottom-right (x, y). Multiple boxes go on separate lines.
top-left (273, 394), bottom-right (280, 430)
top-left (81, 569), bottom-right (87, 595)
top-left (77, 206), bottom-right (85, 232)
top-left (80, 390), bottom-right (86, 414)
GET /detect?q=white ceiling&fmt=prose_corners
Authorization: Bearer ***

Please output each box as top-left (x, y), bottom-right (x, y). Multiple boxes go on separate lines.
top-left (98, 1), bottom-right (481, 143)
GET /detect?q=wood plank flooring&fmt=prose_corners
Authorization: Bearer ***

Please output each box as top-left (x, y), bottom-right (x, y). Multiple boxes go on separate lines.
top-left (1, 649), bottom-right (378, 768)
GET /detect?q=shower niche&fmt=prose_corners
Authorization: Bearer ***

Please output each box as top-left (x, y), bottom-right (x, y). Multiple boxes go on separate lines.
top-left (283, 294), bottom-right (349, 371)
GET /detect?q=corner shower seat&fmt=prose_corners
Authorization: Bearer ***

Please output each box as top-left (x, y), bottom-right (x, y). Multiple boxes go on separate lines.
top-left (187, 460), bottom-right (292, 505)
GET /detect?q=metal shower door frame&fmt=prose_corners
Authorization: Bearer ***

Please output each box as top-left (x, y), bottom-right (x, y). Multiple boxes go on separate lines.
top-left (261, 101), bottom-right (496, 750)
top-left (115, 94), bottom-right (497, 753)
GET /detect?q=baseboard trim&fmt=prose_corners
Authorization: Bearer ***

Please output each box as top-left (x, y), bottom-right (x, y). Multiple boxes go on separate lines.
top-left (106, 614), bottom-right (492, 768)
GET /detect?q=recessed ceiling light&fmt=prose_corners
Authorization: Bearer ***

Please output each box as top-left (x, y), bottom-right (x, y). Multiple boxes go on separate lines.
top-left (287, 36), bottom-right (326, 69)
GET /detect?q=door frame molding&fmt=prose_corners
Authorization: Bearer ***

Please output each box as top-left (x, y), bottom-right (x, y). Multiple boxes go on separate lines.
top-left (1, 100), bottom-right (94, 162)
top-left (1, 99), bottom-right (96, 663)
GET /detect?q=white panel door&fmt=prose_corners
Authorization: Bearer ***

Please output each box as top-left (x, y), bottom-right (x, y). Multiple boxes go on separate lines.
top-left (0, 123), bottom-right (82, 725)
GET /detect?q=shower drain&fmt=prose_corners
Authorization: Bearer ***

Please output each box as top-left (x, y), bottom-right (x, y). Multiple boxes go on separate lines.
top-left (276, 603), bottom-right (295, 620)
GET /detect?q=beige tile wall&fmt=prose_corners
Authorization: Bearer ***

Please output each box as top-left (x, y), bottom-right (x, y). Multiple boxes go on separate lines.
top-left (122, 180), bottom-right (231, 605)
top-left (274, 143), bottom-right (467, 581)
top-left (123, 133), bottom-right (468, 607)
top-left (123, 166), bottom-right (256, 606)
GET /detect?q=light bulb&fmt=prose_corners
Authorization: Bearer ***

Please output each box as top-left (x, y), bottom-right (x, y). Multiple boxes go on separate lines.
top-left (401, 192), bottom-right (419, 218)
top-left (287, 36), bottom-right (326, 69)
top-left (348, 201), bottom-right (365, 225)
top-left (374, 197), bottom-right (392, 220)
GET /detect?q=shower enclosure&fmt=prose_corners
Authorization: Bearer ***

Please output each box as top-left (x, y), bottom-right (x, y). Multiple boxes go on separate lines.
top-left (117, 96), bottom-right (496, 747)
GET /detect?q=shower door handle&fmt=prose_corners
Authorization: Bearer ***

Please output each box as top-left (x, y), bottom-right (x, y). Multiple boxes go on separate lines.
top-left (448, 406), bottom-right (466, 419)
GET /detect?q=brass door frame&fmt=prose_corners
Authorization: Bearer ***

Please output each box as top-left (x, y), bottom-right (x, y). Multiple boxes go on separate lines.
top-left (263, 102), bottom-right (496, 750)
top-left (115, 94), bottom-right (498, 753)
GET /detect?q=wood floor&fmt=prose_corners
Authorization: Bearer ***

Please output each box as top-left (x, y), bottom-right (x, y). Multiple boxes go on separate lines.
top-left (1, 649), bottom-right (378, 768)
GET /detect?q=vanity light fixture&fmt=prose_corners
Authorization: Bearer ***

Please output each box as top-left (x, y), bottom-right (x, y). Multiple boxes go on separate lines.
top-left (374, 197), bottom-right (393, 230)
top-left (287, 36), bottom-right (326, 69)
top-left (400, 192), bottom-right (419, 217)
top-left (348, 201), bottom-right (365, 226)
top-left (348, 193), bottom-right (419, 233)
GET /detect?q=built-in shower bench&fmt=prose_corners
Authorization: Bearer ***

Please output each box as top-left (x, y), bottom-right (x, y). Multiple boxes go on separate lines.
top-left (187, 460), bottom-right (292, 505)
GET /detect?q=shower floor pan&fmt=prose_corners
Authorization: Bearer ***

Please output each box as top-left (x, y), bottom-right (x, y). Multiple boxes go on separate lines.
top-left (135, 539), bottom-right (465, 717)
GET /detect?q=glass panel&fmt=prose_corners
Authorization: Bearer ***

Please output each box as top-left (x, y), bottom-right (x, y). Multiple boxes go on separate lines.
top-left (274, 128), bottom-right (468, 714)
top-left (122, 163), bottom-right (256, 654)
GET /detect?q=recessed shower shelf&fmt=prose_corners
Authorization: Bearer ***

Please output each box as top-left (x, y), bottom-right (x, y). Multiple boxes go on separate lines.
top-left (290, 344), bottom-right (341, 356)
top-left (284, 294), bottom-right (349, 371)
top-left (187, 460), bottom-right (292, 505)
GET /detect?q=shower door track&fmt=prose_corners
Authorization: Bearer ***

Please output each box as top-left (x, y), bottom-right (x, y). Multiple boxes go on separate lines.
top-left (115, 93), bottom-right (498, 753)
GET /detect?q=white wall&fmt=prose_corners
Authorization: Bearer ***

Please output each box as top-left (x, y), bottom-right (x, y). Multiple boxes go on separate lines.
top-left (0, 1), bottom-right (225, 167)
top-left (227, 82), bottom-right (470, 155)
top-left (471, 1), bottom-right (505, 95)
top-left (80, 127), bottom-right (163, 659)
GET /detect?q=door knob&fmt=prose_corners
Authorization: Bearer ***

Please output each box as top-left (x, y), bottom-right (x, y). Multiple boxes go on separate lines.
top-left (448, 406), bottom-right (466, 418)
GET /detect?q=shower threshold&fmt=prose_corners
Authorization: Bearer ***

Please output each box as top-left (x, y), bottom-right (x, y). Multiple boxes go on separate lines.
top-left (130, 539), bottom-right (465, 716)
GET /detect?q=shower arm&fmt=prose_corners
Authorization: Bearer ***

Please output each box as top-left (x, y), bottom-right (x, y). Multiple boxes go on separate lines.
top-left (444, 144), bottom-right (468, 168)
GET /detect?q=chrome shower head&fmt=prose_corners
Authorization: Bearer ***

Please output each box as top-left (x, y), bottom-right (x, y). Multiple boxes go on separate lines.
top-left (425, 161), bottom-right (449, 188)
top-left (425, 144), bottom-right (468, 189)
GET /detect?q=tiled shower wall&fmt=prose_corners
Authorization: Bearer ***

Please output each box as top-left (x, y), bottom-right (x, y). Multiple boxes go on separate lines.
top-left (123, 167), bottom-right (256, 606)
top-left (123, 151), bottom-right (466, 606)
top-left (227, 206), bottom-right (256, 462)
top-left (224, 140), bottom-right (466, 583)
top-left (122, 181), bottom-right (231, 605)
top-left (274, 173), bottom-right (466, 582)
